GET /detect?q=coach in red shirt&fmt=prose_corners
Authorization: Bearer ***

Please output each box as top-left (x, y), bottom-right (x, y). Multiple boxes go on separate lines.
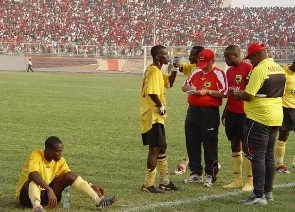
top-left (182, 48), bottom-right (228, 187)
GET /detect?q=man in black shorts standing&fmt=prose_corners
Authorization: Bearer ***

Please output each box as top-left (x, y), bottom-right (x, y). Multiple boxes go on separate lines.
top-left (140, 45), bottom-right (179, 193)
top-left (222, 45), bottom-right (253, 191)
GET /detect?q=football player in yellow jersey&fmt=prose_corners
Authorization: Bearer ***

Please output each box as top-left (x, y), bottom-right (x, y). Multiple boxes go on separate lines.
top-left (172, 46), bottom-right (204, 175)
top-left (16, 136), bottom-right (117, 212)
top-left (140, 45), bottom-right (179, 193)
top-left (275, 59), bottom-right (295, 174)
top-left (233, 42), bottom-right (286, 205)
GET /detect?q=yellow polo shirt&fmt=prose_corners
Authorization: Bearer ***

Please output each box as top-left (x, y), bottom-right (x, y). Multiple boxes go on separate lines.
top-left (245, 58), bottom-right (285, 126)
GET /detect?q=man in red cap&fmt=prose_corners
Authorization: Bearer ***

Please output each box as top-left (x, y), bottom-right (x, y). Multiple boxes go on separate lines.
top-left (182, 48), bottom-right (228, 187)
top-left (233, 42), bottom-right (286, 205)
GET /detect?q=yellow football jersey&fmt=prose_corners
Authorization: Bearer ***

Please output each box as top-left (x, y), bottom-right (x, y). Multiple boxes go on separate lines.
top-left (282, 66), bottom-right (295, 108)
top-left (181, 62), bottom-right (197, 77)
top-left (16, 150), bottom-right (70, 201)
top-left (140, 65), bottom-right (170, 133)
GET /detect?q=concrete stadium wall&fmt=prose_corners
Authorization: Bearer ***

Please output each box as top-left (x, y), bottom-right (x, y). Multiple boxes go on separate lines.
top-left (0, 55), bottom-right (27, 71)
top-left (0, 55), bottom-right (228, 73)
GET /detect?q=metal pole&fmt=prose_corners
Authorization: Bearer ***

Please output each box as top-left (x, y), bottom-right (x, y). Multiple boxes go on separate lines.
top-left (153, 5), bottom-right (157, 45)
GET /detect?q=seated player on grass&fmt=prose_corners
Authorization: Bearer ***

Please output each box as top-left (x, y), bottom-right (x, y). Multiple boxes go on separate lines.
top-left (15, 136), bottom-right (117, 212)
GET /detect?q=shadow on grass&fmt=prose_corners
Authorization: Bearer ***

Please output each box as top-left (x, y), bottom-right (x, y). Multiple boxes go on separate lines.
top-left (0, 198), bottom-right (28, 211)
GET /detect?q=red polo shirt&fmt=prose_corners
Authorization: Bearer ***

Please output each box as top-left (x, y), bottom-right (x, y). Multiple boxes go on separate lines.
top-left (184, 67), bottom-right (228, 107)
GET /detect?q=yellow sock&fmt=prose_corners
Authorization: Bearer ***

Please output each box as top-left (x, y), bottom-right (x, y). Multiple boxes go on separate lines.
top-left (232, 152), bottom-right (243, 175)
top-left (71, 176), bottom-right (101, 204)
top-left (275, 140), bottom-right (286, 166)
top-left (157, 154), bottom-right (169, 184)
top-left (244, 158), bottom-right (252, 177)
top-left (144, 168), bottom-right (157, 187)
top-left (28, 182), bottom-right (42, 208)
top-left (223, 152), bottom-right (243, 188)
top-left (242, 158), bottom-right (253, 191)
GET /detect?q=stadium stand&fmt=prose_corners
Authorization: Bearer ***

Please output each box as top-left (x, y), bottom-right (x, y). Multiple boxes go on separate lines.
top-left (0, 0), bottom-right (294, 57)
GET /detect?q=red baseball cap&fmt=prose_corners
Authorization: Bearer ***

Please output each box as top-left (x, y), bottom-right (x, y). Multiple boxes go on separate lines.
top-left (244, 42), bottom-right (267, 59)
top-left (196, 49), bottom-right (215, 68)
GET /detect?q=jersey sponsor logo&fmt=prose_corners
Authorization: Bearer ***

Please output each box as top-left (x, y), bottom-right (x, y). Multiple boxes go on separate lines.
top-left (235, 75), bottom-right (242, 84)
top-left (204, 81), bottom-right (211, 89)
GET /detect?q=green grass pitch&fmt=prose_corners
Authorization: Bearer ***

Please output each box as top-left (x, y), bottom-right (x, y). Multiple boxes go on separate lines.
top-left (0, 71), bottom-right (294, 212)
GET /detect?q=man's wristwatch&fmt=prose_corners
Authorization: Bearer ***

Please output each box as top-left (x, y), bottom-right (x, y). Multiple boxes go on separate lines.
top-left (208, 90), bottom-right (212, 95)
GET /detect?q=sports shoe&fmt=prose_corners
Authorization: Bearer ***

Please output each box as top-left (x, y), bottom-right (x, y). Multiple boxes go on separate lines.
top-left (183, 174), bottom-right (203, 183)
top-left (141, 185), bottom-right (165, 193)
top-left (265, 192), bottom-right (274, 202)
top-left (33, 206), bottom-right (46, 212)
top-left (203, 174), bottom-right (213, 187)
top-left (240, 193), bottom-right (267, 205)
top-left (159, 181), bottom-right (179, 191)
top-left (96, 194), bottom-right (118, 210)
top-left (276, 165), bottom-right (290, 174)
top-left (173, 164), bottom-right (187, 175)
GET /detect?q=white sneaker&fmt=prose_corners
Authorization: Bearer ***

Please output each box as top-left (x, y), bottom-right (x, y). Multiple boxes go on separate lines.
top-left (183, 174), bottom-right (203, 183)
top-left (203, 174), bottom-right (213, 187)
top-left (240, 193), bottom-right (267, 205)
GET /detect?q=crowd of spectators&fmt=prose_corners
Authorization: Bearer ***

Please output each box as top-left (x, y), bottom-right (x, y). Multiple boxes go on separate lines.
top-left (0, 0), bottom-right (294, 57)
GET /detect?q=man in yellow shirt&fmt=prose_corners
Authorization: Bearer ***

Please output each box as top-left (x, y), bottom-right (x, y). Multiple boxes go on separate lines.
top-left (173, 46), bottom-right (204, 175)
top-left (275, 59), bottom-right (295, 174)
top-left (233, 42), bottom-right (286, 205)
top-left (140, 45), bottom-right (178, 193)
top-left (16, 136), bottom-right (117, 212)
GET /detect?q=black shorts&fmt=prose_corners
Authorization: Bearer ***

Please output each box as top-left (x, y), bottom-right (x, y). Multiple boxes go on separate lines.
top-left (142, 123), bottom-right (166, 146)
top-left (281, 107), bottom-right (295, 131)
top-left (225, 110), bottom-right (246, 141)
top-left (19, 181), bottom-right (62, 208)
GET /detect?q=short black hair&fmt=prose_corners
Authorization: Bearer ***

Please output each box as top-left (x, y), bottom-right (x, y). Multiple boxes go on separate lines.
top-left (151, 45), bottom-right (165, 58)
top-left (45, 136), bottom-right (62, 149)
top-left (225, 45), bottom-right (240, 53)
top-left (192, 46), bottom-right (204, 55)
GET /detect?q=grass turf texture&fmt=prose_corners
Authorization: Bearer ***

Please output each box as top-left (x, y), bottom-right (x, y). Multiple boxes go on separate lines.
top-left (0, 71), bottom-right (294, 212)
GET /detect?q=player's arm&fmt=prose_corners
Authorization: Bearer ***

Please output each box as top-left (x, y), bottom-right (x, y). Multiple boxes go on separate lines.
top-left (233, 90), bottom-right (254, 101)
top-left (221, 99), bottom-right (229, 126)
top-left (168, 69), bottom-right (178, 87)
top-left (149, 94), bottom-right (166, 115)
top-left (29, 171), bottom-right (58, 209)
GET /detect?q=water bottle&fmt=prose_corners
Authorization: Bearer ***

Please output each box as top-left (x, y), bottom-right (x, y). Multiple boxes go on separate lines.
top-left (63, 187), bottom-right (70, 211)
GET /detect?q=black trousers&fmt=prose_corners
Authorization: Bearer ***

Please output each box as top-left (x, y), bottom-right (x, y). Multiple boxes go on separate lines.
top-left (245, 118), bottom-right (280, 197)
top-left (27, 65), bottom-right (34, 72)
top-left (185, 105), bottom-right (220, 176)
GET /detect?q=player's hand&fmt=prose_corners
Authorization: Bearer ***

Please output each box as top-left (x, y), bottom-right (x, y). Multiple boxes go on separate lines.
top-left (158, 105), bottom-right (166, 116)
top-left (229, 87), bottom-right (237, 95)
top-left (91, 185), bottom-right (106, 197)
top-left (198, 89), bottom-right (208, 96)
top-left (47, 187), bottom-right (58, 209)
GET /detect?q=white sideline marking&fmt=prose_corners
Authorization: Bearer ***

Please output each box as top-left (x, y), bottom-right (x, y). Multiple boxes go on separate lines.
top-left (117, 182), bottom-right (295, 212)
